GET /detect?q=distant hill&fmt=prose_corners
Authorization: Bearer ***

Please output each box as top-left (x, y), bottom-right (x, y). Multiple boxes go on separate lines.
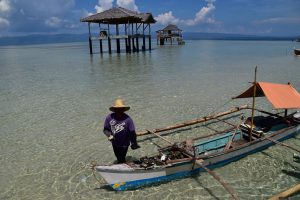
top-left (0, 34), bottom-right (88, 46)
top-left (183, 32), bottom-right (297, 41)
top-left (0, 32), bottom-right (298, 46)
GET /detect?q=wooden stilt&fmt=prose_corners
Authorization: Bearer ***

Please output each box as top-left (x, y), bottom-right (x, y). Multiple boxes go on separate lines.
top-left (136, 23), bottom-right (139, 52)
top-left (108, 24), bottom-right (112, 54)
top-left (142, 24), bottom-right (146, 51)
top-left (136, 37), bottom-right (139, 52)
top-left (108, 37), bottom-right (112, 54)
top-left (100, 40), bottom-right (103, 54)
top-left (116, 24), bottom-right (120, 53)
top-left (148, 24), bottom-right (152, 51)
top-left (89, 37), bottom-right (93, 54)
top-left (132, 37), bottom-right (136, 52)
top-left (128, 36), bottom-right (132, 53)
top-left (88, 23), bottom-right (93, 54)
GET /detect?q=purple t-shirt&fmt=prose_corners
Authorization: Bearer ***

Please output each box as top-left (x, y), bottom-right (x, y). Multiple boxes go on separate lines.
top-left (103, 113), bottom-right (135, 147)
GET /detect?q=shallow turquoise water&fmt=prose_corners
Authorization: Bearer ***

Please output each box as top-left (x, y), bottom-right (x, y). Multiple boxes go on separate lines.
top-left (0, 40), bottom-right (299, 199)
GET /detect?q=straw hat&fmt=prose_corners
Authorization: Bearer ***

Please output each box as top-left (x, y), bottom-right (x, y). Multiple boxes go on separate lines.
top-left (109, 99), bottom-right (130, 112)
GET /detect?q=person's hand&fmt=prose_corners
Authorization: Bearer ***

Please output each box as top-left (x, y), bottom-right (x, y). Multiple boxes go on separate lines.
top-left (108, 135), bottom-right (114, 141)
top-left (131, 143), bottom-right (140, 150)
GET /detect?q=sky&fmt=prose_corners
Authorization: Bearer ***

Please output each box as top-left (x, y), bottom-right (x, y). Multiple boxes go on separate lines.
top-left (0, 0), bottom-right (299, 37)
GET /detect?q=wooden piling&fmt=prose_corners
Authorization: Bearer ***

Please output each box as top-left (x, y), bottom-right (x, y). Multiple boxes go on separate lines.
top-left (128, 36), bottom-right (132, 53)
top-left (136, 37), bottom-right (139, 52)
top-left (132, 37), bottom-right (136, 52)
top-left (88, 23), bottom-right (93, 54)
top-left (89, 37), bottom-right (93, 54)
top-left (142, 24), bottom-right (146, 51)
top-left (116, 24), bottom-right (120, 53)
top-left (99, 40), bottom-right (103, 54)
top-left (148, 24), bottom-right (152, 51)
top-left (108, 37), bottom-right (112, 54)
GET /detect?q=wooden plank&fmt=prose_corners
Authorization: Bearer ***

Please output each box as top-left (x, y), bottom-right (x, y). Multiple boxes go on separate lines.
top-left (137, 105), bottom-right (248, 136)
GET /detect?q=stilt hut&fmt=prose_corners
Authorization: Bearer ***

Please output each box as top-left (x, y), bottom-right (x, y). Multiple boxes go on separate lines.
top-left (80, 7), bottom-right (156, 54)
top-left (157, 24), bottom-right (185, 45)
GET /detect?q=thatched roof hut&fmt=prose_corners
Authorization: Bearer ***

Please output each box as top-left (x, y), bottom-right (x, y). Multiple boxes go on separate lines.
top-left (162, 24), bottom-right (182, 32)
top-left (156, 24), bottom-right (184, 45)
top-left (80, 7), bottom-right (156, 24)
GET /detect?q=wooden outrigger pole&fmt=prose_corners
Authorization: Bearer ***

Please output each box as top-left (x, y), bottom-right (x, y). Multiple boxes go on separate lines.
top-left (137, 105), bottom-right (248, 136)
top-left (269, 184), bottom-right (300, 200)
top-left (249, 66), bottom-right (258, 141)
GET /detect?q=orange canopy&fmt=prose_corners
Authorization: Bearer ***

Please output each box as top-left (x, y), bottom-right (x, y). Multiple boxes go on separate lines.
top-left (234, 82), bottom-right (300, 109)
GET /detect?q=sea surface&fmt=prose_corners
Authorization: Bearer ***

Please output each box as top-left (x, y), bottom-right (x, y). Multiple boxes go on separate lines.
top-left (0, 40), bottom-right (299, 200)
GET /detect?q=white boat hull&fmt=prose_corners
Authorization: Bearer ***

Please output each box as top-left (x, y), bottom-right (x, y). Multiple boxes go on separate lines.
top-left (96, 125), bottom-right (300, 190)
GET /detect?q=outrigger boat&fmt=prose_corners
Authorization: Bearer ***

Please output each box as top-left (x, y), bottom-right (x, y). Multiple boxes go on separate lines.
top-left (94, 74), bottom-right (300, 191)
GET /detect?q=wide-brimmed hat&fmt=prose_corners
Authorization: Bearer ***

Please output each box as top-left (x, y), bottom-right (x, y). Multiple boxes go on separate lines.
top-left (109, 99), bottom-right (130, 112)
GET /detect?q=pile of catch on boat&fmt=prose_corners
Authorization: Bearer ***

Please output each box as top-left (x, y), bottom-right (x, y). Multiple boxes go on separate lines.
top-left (92, 70), bottom-right (300, 197)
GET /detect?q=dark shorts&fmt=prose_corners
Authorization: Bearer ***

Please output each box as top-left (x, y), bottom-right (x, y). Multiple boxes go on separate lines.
top-left (112, 145), bottom-right (128, 163)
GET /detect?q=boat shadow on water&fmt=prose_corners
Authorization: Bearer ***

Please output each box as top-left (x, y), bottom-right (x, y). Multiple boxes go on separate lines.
top-left (260, 151), bottom-right (300, 178)
top-left (190, 174), bottom-right (222, 200)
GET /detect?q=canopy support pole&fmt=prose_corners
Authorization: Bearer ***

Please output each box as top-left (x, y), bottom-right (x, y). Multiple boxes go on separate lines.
top-left (249, 66), bottom-right (258, 141)
top-left (284, 109), bottom-right (288, 117)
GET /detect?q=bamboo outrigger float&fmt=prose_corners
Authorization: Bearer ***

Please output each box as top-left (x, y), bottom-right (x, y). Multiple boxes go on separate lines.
top-left (93, 70), bottom-right (300, 196)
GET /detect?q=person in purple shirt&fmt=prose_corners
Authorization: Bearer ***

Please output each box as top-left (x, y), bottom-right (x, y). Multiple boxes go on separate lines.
top-left (103, 99), bottom-right (140, 163)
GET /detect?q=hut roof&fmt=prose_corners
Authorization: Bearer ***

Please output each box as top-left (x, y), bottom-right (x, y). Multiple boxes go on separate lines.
top-left (162, 24), bottom-right (182, 31)
top-left (80, 7), bottom-right (156, 24)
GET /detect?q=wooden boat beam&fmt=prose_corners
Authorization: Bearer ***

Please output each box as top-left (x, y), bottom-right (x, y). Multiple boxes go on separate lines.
top-left (137, 105), bottom-right (248, 136)
top-left (269, 184), bottom-right (300, 200)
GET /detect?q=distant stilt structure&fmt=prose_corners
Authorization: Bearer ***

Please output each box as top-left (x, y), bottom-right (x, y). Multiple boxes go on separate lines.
top-left (157, 24), bottom-right (185, 45)
top-left (80, 7), bottom-right (156, 55)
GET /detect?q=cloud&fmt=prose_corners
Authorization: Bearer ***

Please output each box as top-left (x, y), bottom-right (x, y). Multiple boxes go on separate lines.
top-left (155, 0), bottom-right (217, 27)
top-left (45, 17), bottom-right (63, 28)
top-left (0, 0), bottom-right (10, 12)
top-left (95, 0), bottom-right (139, 13)
top-left (254, 17), bottom-right (300, 24)
top-left (95, 0), bottom-right (113, 13)
top-left (116, 0), bottom-right (138, 11)
top-left (184, 1), bottom-right (216, 26)
top-left (0, 0), bottom-right (85, 34)
top-left (155, 11), bottom-right (179, 25)
top-left (0, 17), bottom-right (10, 28)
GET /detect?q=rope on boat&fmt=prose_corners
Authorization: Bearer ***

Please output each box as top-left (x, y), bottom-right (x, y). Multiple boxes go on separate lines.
top-left (205, 99), bottom-right (233, 117)
top-left (90, 160), bottom-right (106, 185)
